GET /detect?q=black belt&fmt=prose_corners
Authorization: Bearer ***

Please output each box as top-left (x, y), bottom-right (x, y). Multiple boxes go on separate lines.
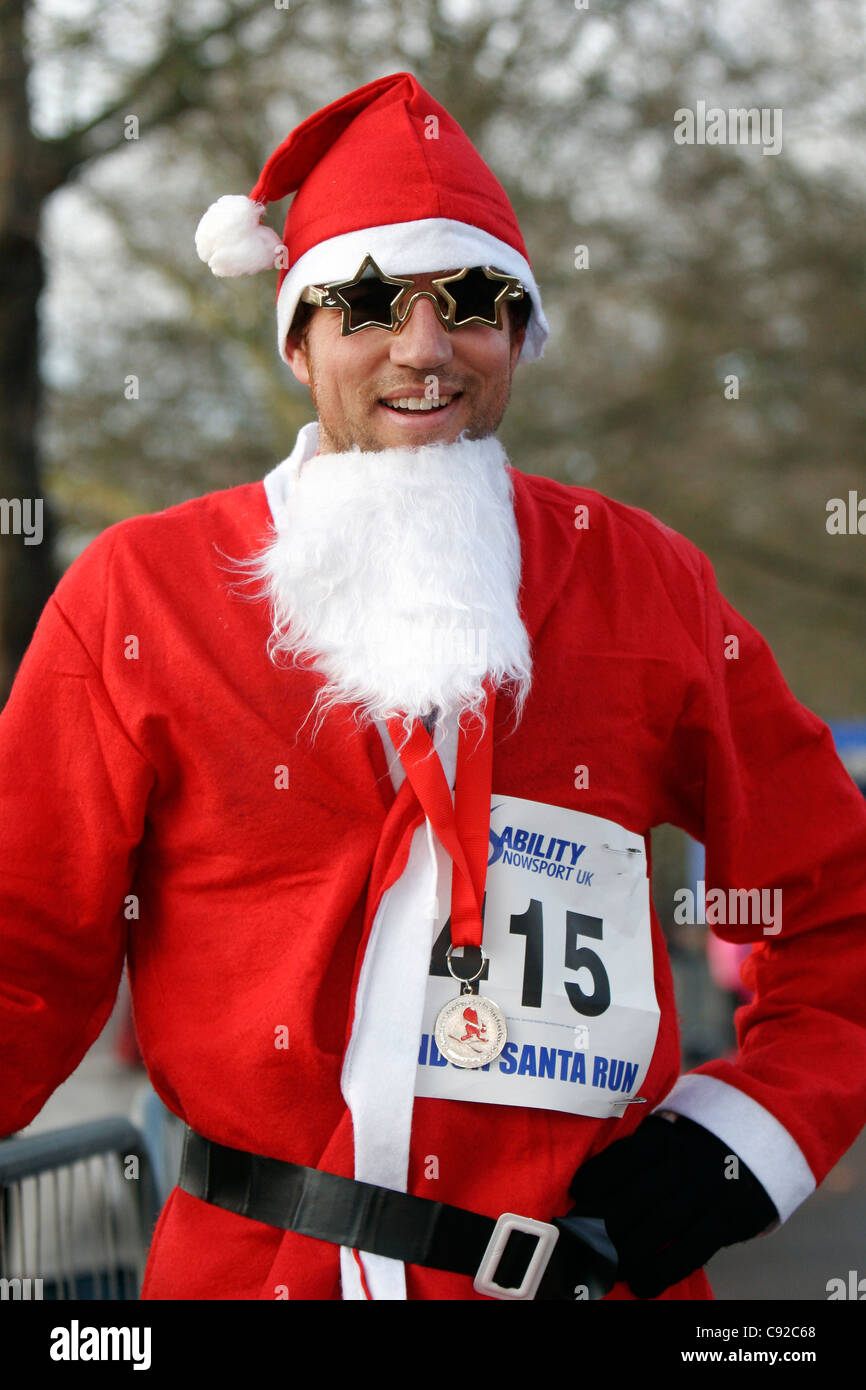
top-left (178, 1126), bottom-right (618, 1300)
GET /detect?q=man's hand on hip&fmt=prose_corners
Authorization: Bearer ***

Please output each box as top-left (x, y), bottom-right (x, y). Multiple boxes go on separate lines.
top-left (567, 1112), bottom-right (779, 1298)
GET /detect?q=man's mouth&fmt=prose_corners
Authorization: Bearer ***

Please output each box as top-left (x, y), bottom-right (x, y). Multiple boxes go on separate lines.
top-left (379, 392), bottom-right (462, 414)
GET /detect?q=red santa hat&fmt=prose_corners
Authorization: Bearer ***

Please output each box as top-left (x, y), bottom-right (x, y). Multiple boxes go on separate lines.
top-left (195, 71), bottom-right (549, 364)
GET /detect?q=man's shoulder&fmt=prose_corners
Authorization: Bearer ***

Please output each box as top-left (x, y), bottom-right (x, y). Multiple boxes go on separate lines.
top-left (511, 467), bottom-right (707, 583)
top-left (90, 480), bottom-right (268, 551)
top-left (52, 480), bottom-right (272, 630)
top-left (58, 481), bottom-right (270, 579)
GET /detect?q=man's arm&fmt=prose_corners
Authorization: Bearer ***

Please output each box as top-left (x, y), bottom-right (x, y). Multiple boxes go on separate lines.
top-left (657, 549), bottom-right (866, 1221)
top-left (568, 543), bottom-right (866, 1297)
top-left (0, 547), bottom-right (155, 1138)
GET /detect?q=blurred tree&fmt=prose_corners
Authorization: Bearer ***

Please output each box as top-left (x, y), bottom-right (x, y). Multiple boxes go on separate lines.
top-left (0, 0), bottom-right (55, 702)
top-left (0, 0), bottom-right (302, 702)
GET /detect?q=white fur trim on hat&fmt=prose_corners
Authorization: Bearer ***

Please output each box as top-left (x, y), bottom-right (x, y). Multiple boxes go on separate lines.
top-left (195, 195), bottom-right (286, 277)
top-left (276, 218), bottom-right (549, 364)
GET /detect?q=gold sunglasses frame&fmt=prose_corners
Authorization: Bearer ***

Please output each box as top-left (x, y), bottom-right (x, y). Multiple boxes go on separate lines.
top-left (299, 253), bottom-right (526, 335)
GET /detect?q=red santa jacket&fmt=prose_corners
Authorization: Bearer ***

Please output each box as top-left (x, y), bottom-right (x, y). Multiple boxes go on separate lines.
top-left (2, 439), bottom-right (866, 1301)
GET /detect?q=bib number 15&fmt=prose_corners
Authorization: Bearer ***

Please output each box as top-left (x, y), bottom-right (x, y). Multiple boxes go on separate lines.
top-left (510, 900), bottom-right (611, 1016)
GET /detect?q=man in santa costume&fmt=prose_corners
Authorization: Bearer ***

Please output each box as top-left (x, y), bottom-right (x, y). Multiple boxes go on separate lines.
top-left (2, 72), bottom-right (866, 1302)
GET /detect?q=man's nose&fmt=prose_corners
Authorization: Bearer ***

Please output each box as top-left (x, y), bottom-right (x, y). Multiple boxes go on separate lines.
top-left (389, 294), bottom-right (454, 368)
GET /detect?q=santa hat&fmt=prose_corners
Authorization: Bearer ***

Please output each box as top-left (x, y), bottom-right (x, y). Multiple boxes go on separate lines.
top-left (195, 71), bottom-right (549, 364)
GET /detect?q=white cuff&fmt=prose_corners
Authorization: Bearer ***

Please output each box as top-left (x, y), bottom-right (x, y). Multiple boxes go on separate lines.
top-left (652, 1073), bottom-right (815, 1227)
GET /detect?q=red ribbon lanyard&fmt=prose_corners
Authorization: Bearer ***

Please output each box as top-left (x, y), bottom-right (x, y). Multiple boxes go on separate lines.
top-left (385, 682), bottom-right (495, 949)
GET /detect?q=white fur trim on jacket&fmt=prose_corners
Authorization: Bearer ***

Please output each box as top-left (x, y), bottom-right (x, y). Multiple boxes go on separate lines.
top-left (263, 421), bottom-right (458, 1302)
top-left (653, 1072), bottom-right (816, 1228)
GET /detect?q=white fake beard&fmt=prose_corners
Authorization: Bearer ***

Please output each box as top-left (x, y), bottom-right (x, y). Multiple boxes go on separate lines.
top-left (232, 432), bottom-right (533, 746)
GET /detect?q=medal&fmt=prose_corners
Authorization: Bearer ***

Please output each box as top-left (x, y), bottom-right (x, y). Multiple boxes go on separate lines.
top-left (387, 682), bottom-right (501, 1071)
top-left (434, 946), bottom-right (507, 1069)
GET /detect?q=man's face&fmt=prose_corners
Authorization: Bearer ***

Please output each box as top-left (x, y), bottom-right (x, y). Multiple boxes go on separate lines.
top-left (285, 269), bottom-right (527, 453)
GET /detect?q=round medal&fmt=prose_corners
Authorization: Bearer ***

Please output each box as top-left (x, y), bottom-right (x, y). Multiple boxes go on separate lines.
top-left (434, 993), bottom-right (508, 1069)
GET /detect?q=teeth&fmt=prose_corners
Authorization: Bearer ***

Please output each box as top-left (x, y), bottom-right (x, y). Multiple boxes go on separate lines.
top-left (383, 395), bottom-right (454, 412)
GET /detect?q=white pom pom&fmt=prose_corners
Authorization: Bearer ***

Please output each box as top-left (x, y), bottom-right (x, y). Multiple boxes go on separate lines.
top-left (195, 195), bottom-right (285, 276)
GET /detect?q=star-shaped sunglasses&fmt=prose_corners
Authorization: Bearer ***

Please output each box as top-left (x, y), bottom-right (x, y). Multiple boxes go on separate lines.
top-left (299, 253), bottom-right (526, 335)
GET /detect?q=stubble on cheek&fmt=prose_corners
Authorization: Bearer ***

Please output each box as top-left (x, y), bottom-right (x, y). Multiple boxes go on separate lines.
top-left (305, 347), bottom-right (344, 454)
top-left (304, 333), bottom-right (519, 453)
top-left (304, 342), bottom-right (375, 454)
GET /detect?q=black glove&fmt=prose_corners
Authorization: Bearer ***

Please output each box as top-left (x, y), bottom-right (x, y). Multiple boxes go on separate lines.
top-left (567, 1112), bottom-right (779, 1298)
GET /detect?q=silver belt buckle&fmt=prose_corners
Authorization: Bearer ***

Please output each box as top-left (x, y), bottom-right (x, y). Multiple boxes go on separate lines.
top-left (473, 1212), bottom-right (560, 1300)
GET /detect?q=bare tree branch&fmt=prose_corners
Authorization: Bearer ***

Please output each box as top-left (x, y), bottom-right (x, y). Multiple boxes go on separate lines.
top-left (35, 1), bottom-right (312, 192)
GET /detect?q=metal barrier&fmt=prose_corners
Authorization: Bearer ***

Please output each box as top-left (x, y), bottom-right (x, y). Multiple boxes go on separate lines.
top-left (0, 1117), bottom-right (160, 1300)
top-left (130, 1085), bottom-right (186, 1209)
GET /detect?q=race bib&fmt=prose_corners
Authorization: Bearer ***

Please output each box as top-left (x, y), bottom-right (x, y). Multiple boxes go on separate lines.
top-left (414, 794), bottom-right (660, 1119)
